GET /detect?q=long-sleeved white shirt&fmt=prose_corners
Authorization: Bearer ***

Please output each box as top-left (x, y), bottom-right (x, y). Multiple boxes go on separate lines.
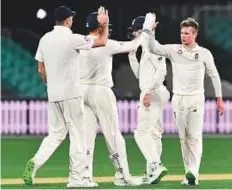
top-left (80, 37), bottom-right (141, 87)
top-left (128, 51), bottom-right (166, 92)
top-left (143, 33), bottom-right (222, 97)
top-left (35, 26), bottom-right (94, 102)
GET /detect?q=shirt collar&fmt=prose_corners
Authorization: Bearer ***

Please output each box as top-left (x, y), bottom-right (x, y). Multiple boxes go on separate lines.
top-left (53, 26), bottom-right (72, 34)
top-left (181, 43), bottom-right (200, 52)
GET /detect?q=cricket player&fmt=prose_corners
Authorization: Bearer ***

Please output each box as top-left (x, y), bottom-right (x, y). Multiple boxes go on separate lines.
top-left (142, 14), bottom-right (225, 185)
top-left (22, 6), bottom-right (109, 188)
top-left (127, 16), bottom-right (170, 184)
top-left (79, 12), bottom-right (143, 186)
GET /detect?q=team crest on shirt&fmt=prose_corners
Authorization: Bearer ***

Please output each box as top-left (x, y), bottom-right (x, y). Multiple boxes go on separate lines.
top-left (195, 53), bottom-right (199, 60)
top-left (177, 49), bottom-right (183, 54)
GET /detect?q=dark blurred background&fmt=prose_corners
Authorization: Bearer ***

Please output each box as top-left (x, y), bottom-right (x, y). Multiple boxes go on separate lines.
top-left (1, 0), bottom-right (232, 100)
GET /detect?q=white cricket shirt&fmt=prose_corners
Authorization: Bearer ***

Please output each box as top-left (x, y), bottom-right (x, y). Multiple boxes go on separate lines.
top-left (35, 26), bottom-right (94, 102)
top-left (80, 37), bottom-right (141, 87)
top-left (144, 34), bottom-right (222, 96)
top-left (128, 51), bottom-right (166, 92)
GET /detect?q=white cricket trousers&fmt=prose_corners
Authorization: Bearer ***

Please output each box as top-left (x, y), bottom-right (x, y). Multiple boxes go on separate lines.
top-left (172, 94), bottom-right (205, 178)
top-left (81, 84), bottom-right (131, 181)
top-left (134, 85), bottom-right (170, 171)
top-left (33, 97), bottom-right (87, 181)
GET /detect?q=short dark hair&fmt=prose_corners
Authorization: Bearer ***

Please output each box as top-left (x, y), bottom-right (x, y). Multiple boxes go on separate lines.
top-left (180, 17), bottom-right (199, 32)
top-left (55, 20), bottom-right (65, 25)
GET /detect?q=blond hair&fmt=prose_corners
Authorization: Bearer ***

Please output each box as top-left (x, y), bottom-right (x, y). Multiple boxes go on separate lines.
top-left (180, 17), bottom-right (199, 32)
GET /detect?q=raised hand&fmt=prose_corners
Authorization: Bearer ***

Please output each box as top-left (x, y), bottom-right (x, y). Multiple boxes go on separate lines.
top-left (97, 6), bottom-right (109, 26)
top-left (143, 12), bottom-right (159, 32)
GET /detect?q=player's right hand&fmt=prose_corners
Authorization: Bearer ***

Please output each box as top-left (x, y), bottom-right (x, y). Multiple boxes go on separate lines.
top-left (216, 97), bottom-right (225, 116)
top-left (97, 6), bottom-right (109, 26)
top-left (143, 12), bottom-right (158, 32)
top-left (143, 93), bottom-right (152, 108)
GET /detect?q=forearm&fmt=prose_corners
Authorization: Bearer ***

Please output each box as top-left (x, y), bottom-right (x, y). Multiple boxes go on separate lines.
top-left (93, 24), bottom-right (109, 47)
top-left (210, 75), bottom-right (222, 97)
top-left (116, 37), bottom-right (142, 54)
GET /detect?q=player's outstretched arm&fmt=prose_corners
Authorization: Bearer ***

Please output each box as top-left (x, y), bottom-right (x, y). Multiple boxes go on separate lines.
top-left (71, 6), bottom-right (109, 50)
top-left (92, 6), bottom-right (109, 47)
top-left (204, 50), bottom-right (224, 115)
top-left (142, 13), bottom-right (172, 59)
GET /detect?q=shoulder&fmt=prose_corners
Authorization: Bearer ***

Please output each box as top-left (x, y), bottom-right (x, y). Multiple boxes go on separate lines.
top-left (39, 32), bottom-right (52, 43)
top-left (166, 44), bottom-right (181, 54)
top-left (70, 33), bottom-right (86, 40)
top-left (197, 46), bottom-right (214, 60)
top-left (172, 44), bottom-right (182, 50)
top-left (199, 46), bottom-right (212, 54)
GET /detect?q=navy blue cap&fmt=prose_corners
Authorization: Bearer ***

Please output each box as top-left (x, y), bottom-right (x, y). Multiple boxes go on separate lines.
top-left (128, 16), bottom-right (145, 31)
top-left (54, 6), bottom-right (76, 22)
top-left (127, 16), bottom-right (145, 39)
top-left (86, 12), bottom-right (99, 30)
top-left (86, 12), bottom-right (112, 30)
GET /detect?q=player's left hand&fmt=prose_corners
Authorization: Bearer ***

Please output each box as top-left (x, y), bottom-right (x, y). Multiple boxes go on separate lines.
top-left (143, 12), bottom-right (158, 32)
top-left (216, 97), bottom-right (225, 116)
top-left (143, 12), bottom-right (155, 31)
top-left (97, 6), bottom-right (109, 25)
top-left (143, 93), bottom-right (152, 108)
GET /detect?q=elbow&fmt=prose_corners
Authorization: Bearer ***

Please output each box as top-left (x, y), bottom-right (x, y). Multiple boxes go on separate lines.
top-left (38, 67), bottom-right (45, 76)
top-left (38, 62), bottom-right (45, 75)
top-left (207, 69), bottom-right (220, 78)
top-left (208, 73), bottom-right (220, 79)
top-left (38, 69), bottom-right (42, 76)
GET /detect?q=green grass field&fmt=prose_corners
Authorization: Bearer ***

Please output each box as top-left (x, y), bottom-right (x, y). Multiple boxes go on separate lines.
top-left (1, 135), bottom-right (232, 189)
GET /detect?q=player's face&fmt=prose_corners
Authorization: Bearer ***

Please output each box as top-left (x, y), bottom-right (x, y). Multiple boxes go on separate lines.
top-left (181, 27), bottom-right (197, 45)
